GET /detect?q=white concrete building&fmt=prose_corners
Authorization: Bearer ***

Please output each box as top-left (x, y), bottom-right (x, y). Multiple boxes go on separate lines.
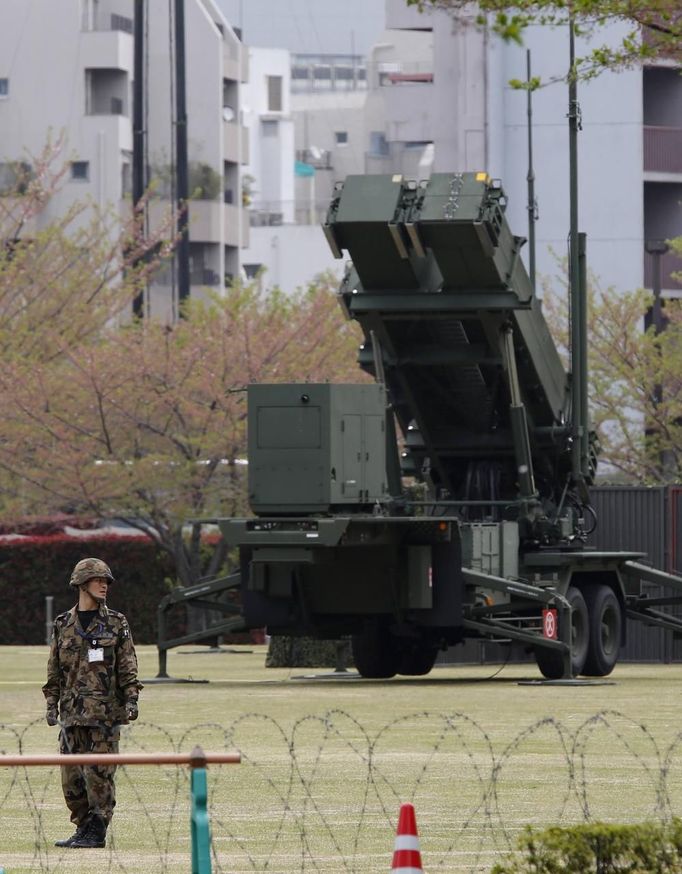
top-left (0, 0), bottom-right (250, 321)
top-left (241, 48), bottom-right (295, 227)
top-left (0, 0), bottom-right (134, 231)
top-left (281, 0), bottom-right (681, 300)
top-left (238, 47), bottom-right (348, 292)
top-left (132, 0), bottom-right (249, 319)
top-left (380, 0), bottom-right (682, 298)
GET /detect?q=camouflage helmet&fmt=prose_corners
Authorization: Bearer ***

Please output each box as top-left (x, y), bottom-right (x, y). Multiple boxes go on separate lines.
top-left (69, 557), bottom-right (115, 588)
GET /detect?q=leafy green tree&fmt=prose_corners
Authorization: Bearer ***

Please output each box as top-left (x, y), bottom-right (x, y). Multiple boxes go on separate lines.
top-left (541, 262), bottom-right (682, 483)
top-left (0, 142), bottom-right (174, 362)
top-left (0, 279), bottom-right (364, 585)
top-left (406, 0), bottom-right (682, 76)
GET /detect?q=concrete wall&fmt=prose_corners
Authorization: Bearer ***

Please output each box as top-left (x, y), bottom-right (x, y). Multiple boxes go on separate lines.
top-left (243, 48), bottom-right (295, 222)
top-left (245, 225), bottom-right (343, 292)
top-left (0, 0), bottom-right (133, 231)
top-left (494, 22), bottom-right (644, 294)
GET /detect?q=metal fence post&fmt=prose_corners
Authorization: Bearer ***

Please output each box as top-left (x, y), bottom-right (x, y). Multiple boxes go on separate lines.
top-left (190, 745), bottom-right (212, 874)
top-left (45, 596), bottom-right (54, 645)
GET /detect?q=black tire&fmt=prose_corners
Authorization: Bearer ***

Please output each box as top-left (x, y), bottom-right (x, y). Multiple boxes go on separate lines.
top-left (397, 643), bottom-right (439, 677)
top-left (534, 585), bottom-right (589, 680)
top-left (582, 583), bottom-right (621, 677)
top-left (351, 622), bottom-right (399, 679)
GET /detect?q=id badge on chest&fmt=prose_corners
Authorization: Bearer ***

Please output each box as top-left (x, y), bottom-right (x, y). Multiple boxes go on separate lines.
top-left (88, 647), bottom-right (104, 663)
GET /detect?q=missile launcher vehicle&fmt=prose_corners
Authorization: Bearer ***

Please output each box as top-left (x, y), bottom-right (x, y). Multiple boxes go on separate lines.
top-left (221, 172), bottom-right (682, 679)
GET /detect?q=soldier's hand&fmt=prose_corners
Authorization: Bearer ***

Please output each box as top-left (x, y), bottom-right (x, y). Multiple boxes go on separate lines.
top-left (46, 707), bottom-right (58, 727)
top-left (126, 701), bottom-right (139, 721)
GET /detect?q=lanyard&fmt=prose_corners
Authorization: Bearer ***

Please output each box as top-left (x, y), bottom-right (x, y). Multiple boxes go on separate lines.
top-left (75, 621), bottom-right (106, 647)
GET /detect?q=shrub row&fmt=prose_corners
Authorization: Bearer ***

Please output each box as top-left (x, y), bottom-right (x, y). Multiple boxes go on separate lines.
top-left (265, 636), bottom-right (351, 669)
top-left (0, 531), bottom-right (175, 645)
top-left (492, 820), bottom-right (682, 873)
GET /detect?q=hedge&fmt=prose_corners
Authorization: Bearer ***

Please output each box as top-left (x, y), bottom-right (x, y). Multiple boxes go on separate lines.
top-left (492, 820), bottom-right (682, 873)
top-left (0, 529), bottom-right (176, 645)
top-left (265, 636), bottom-right (352, 669)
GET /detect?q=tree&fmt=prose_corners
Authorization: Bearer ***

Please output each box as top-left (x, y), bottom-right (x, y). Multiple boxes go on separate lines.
top-left (0, 279), bottom-right (365, 585)
top-left (407, 0), bottom-right (681, 77)
top-left (0, 141), bottom-right (175, 362)
top-left (541, 264), bottom-right (682, 483)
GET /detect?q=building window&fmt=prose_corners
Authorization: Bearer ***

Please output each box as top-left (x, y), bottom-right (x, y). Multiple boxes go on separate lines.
top-left (0, 79), bottom-right (9, 98)
top-left (266, 75), bottom-right (283, 112)
top-left (262, 119), bottom-right (278, 137)
top-left (71, 161), bottom-right (90, 181)
top-left (335, 131), bottom-right (348, 146)
top-left (243, 263), bottom-right (262, 279)
top-left (369, 131), bottom-right (389, 156)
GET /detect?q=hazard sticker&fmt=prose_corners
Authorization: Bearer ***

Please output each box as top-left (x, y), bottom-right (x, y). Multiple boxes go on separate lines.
top-left (542, 609), bottom-right (558, 640)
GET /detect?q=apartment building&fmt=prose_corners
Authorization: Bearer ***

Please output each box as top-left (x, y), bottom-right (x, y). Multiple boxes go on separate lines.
top-left (285, 0), bottom-right (681, 301)
top-left (0, 0), bottom-right (249, 321)
top-left (237, 46), bottom-right (350, 292)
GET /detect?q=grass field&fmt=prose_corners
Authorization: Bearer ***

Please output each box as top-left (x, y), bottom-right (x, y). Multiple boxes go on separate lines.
top-left (2, 644), bottom-right (682, 872)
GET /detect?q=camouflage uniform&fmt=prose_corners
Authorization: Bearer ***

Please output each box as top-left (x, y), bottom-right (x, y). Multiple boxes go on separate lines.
top-left (43, 560), bottom-right (142, 830)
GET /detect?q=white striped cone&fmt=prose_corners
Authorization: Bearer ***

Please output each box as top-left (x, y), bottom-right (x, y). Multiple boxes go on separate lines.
top-left (391, 802), bottom-right (424, 873)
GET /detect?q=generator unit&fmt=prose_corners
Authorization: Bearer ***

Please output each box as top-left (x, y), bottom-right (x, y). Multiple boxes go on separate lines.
top-left (248, 383), bottom-right (388, 514)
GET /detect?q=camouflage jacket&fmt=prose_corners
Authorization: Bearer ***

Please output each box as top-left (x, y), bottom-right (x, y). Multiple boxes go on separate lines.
top-left (42, 604), bottom-right (143, 728)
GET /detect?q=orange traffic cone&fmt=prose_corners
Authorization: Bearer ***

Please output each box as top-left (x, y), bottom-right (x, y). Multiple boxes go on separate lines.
top-left (391, 802), bottom-right (424, 873)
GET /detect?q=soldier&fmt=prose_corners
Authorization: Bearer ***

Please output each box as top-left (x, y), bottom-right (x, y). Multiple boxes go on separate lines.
top-left (43, 558), bottom-right (143, 849)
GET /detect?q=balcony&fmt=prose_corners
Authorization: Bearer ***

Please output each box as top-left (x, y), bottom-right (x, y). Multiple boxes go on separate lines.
top-left (644, 249), bottom-right (682, 291)
top-left (296, 148), bottom-right (333, 171)
top-left (248, 199), bottom-right (328, 226)
top-left (644, 126), bottom-right (682, 175)
top-left (81, 29), bottom-right (133, 71)
top-left (223, 38), bottom-right (248, 83)
top-left (224, 203), bottom-right (249, 248)
top-left (223, 122), bottom-right (249, 165)
top-left (188, 200), bottom-right (222, 244)
top-left (190, 268), bottom-right (221, 287)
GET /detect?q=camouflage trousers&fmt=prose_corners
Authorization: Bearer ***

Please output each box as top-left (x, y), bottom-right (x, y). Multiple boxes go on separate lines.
top-left (59, 725), bottom-right (120, 826)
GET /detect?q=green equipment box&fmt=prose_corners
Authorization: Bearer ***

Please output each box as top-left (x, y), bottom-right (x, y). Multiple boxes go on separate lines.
top-left (248, 383), bottom-right (388, 514)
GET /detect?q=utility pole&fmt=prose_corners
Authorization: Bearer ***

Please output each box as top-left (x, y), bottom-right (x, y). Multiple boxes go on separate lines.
top-left (568, 20), bottom-right (589, 495)
top-left (174, 0), bottom-right (191, 310)
top-left (132, 0), bottom-right (146, 318)
top-left (526, 49), bottom-right (537, 293)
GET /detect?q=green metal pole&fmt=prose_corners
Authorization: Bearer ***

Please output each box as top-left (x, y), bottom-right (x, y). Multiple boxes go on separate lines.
top-left (156, 601), bottom-right (169, 678)
top-left (190, 746), bottom-right (212, 874)
top-left (578, 232), bottom-right (589, 479)
top-left (568, 19), bottom-right (585, 494)
top-left (526, 49), bottom-right (537, 293)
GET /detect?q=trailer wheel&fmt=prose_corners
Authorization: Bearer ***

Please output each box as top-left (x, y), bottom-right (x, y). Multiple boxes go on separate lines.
top-left (534, 585), bottom-right (589, 679)
top-left (351, 622), bottom-right (399, 679)
top-left (582, 583), bottom-right (621, 677)
top-left (397, 643), bottom-right (439, 677)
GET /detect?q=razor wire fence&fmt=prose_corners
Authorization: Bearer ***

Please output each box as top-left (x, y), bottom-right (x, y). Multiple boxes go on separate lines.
top-left (2, 709), bottom-right (682, 872)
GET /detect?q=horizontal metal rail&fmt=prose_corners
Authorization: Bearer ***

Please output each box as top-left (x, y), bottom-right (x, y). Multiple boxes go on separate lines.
top-left (159, 572), bottom-right (241, 607)
top-left (625, 607), bottom-right (682, 635)
top-left (157, 572), bottom-right (246, 678)
top-left (462, 617), bottom-right (568, 652)
top-left (160, 618), bottom-right (247, 652)
top-left (462, 567), bottom-right (567, 606)
top-left (623, 561), bottom-right (682, 592)
top-left (0, 749), bottom-right (241, 768)
top-left (0, 744), bottom-right (240, 874)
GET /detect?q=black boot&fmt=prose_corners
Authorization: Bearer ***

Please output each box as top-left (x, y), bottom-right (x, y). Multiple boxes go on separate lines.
top-left (71, 814), bottom-right (107, 848)
top-left (55, 821), bottom-right (89, 847)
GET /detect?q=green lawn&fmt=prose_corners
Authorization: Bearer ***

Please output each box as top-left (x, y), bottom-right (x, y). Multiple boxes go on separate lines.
top-left (2, 645), bottom-right (682, 872)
